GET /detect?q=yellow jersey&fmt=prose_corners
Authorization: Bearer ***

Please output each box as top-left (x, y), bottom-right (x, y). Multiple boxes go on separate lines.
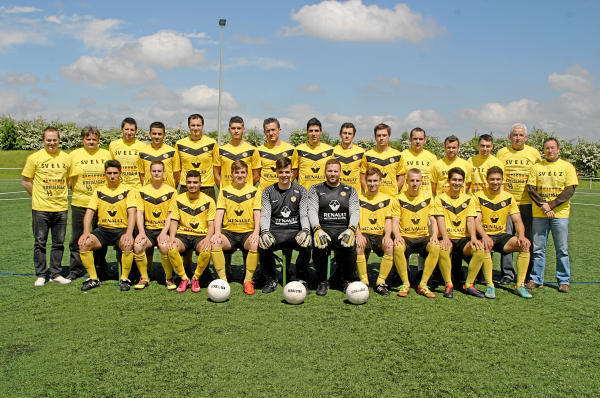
top-left (528, 159), bottom-right (578, 218)
top-left (174, 135), bottom-right (218, 188)
top-left (474, 189), bottom-right (519, 235)
top-left (295, 142), bottom-right (334, 190)
top-left (137, 183), bottom-right (177, 230)
top-left (392, 190), bottom-right (434, 239)
top-left (217, 184), bottom-right (261, 233)
top-left (358, 192), bottom-right (391, 236)
top-left (87, 184), bottom-right (137, 229)
top-left (433, 192), bottom-right (477, 239)
top-left (430, 157), bottom-right (471, 196)
top-left (169, 192), bottom-right (216, 236)
top-left (400, 148), bottom-right (437, 194)
top-left (334, 144), bottom-right (365, 192)
top-left (216, 141), bottom-right (260, 188)
top-left (257, 141), bottom-right (298, 192)
top-left (361, 147), bottom-right (406, 196)
top-left (22, 149), bottom-right (71, 212)
top-left (69, 147), bottom-right (112, 207)
top-left (138, 143), bottom-right (179, 188)
top-left (467, 154), bottom-right (504, 194)
top-left (496, 145), bottom-right (542, 205)
top-left (109, 138), bottom-right (147, 189)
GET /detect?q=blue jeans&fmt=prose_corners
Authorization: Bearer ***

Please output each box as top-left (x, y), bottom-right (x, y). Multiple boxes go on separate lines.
top-left (32, 210), bottom-right (68, 278)
top-left (531, 217), bottom-right (571, 285)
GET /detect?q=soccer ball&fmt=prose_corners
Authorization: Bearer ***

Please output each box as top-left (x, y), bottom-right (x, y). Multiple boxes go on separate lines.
top-left (207, 279), bottom-right (231, 302)
top-left (283, 281), bottom-right (307, 305)
top-left (345, 281), bottom-right (369, 305)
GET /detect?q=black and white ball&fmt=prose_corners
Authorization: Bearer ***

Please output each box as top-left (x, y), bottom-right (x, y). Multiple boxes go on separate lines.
top-left (283, 281), bottom-right (307, 304)
top-left (207, 279), bottom-right (231, 302)
top-left (345, 281), bottom-right (369, 304)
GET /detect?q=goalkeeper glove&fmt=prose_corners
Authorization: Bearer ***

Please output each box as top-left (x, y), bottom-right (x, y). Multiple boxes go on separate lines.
top-left (338, 225), bottom-right (357, 248)
top-left (312, 226), bottom-right (331, 249)
top-left (295, 229), bottom-right (312, 248)
top-left (259, 231), bottom-right (276, 250)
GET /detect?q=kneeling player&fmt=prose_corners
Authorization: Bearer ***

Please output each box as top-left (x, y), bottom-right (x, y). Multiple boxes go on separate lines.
top-left (211, 160), bottom-right (261, 295)
top-left (168, 170), bottom-right (225, 293)
top-left (355, 168), bottom-right (394, 296)
top-left (259, 156), bottom-right (311, 293)
top-left (308, 159), bottom-right (360, 296)
top-left (463, 166), bottom-right (532, 298)
top-left (78, 160), bottom-right (136, 291)
top-left (391, 168), bottom-right (441, 298)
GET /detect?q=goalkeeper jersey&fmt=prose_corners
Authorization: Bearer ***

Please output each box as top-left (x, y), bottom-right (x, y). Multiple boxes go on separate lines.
top-left (260, 182), bottom-right (308, 232)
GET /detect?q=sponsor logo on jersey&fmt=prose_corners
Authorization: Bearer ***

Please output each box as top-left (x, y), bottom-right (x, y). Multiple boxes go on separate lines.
top-left (452, 220), bottom-right (461, 227)
top-left (108, 209), bottom-right (117, 217)
top-left (152, 209), bottom-right (161, 218)
top-left (311, 167), bottom-right (320, 173)
top-left (192, 162), bottom-right (201, 168)
top-left (234, 209), bottom-right (244, 217)
top-left (340, 191), bottom-right (347, 197)
top-left (329, 200), bottom-right (340, 211)
top-left (343, 170), bottom-right (351, 176)
top-left (291, 196), bottom-right (296, 202)
top-left (281, 206), bottom-right (291, 218)
top-left (369, 218), bottom-right (377, 224)
top-left (411, 218), bottom-right (420, 225)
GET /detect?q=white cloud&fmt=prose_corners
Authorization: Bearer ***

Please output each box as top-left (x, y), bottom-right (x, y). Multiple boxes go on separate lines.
top-left (459, 98), bottom-right (540, 126)
top-left (1, 6), bottom-right (41, 14)
top-left (403, 109), bottom-right (447, 129)
top-left (302, 83), bottom-right (323, 93)
top-left (227, 57), bottom-right (294, 70)
top-left (78, 18), bottom-right (128, 50)
top-left (0, 29), bottom-right (43, 48)
top-left (61, 56), bottom-right (158, 87)
top-left (79, 97), bottom-right (96, 108)
top-left (132, 84), bottom-right (178, 102)
top-left (282, 0), bottom-right (441, 43)
top-left (0, 91), bottom-right (44, 118)
top-left (185, 32), bottom-right (208, 39)
top-left (233, 34), bottom-right (269, 44)
top-left (0, 71), bottom-right (38, 85)
top-left (548, 65), bottom-right (595, 93)
top-left (179, 85), bottom-right (238, 110)
top-left (122, 30), bottom-right (206, 69)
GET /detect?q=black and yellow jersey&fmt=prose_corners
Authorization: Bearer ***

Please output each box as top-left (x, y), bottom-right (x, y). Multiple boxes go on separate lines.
top-left (137, 183), bottom-right (177, 230)
top-left (22, 149), bottom-right (71, 212)
top-left (217, 184), bottom-right (261, 233)
top-left (174, 135), bottom-right (218, 188)
top-left (69, 147), bottom-right (112, 207)
top-left (497, 144), bottom-right (542, 205)
top-left (392, 190), bottom-right (433, 239)
top-left (216, 141), bottom-right (260, 188)
top-left (87, 184), bottom-right (136, 229)
top-left (433, 192), bottom-right (477, 239)
top-left (358, 192), bottom-right (391, 236)
top-left (430, 157), bottom-right (471, 196)
top-left (400, 148), bottom-right (437, 194)
top-left (360, 147), bottom-right (406, 196)
top-left (334, 144), bottom-right (364, 192)
top-left (295, 142), bottom-right (334, 190)
top-left (257, 141), bottom-right (298, 192)
top-left (138, 143), bottom-right (179, 188)
top-left (474, 189), bottom-right (519, 235)
top-left (109, 138), bottom-right (146, 189)
top-left (169, 192), bottom-right (216, 236)
top-left (467, 154), bottom-right (504, 194)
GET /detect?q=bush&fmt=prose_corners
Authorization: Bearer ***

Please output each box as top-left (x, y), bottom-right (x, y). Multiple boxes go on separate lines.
top-left (0, 117), bottom-right (22, 150)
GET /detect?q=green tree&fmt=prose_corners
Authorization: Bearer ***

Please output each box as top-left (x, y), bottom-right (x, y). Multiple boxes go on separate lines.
top-left (572, 139), bottom-right (600, 177)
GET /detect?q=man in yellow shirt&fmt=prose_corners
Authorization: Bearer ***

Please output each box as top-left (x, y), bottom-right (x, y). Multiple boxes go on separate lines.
top-left (497, 123), bottom-right (542, 284)
top-left (257, 117), bottom-right (298, 192)
top-left (174, 114), bottom-right (219, 199)
top-left (526, 138), bottom-right (578, 293)
top-left (467, 134), bottom-right (504, 194)
top-left (360, 123), bottom-right (406, 196)
top-left (138, 121), bottom-right (180, 188)
top-left (109, 117), bottom-right (146, 189)
top-left (295, 118), bottom-right (334, 190)
top-left (333, 122), bottom-right (364, 193)
top-left (400, 127), bottom-right (437, 195)
top-left (22, 126), bottom-right (72, 286)
top-left (431, 135), bottom-right (471, 196)
top-left (214, 116), bottom-right (260, 189)
top-left (67, 126), bottom-right (112, 280)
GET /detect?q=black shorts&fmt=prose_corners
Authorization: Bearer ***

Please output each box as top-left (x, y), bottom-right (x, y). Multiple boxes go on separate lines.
top-left (450, 237), bottom-right (471, 259)
top-left (144, 228), bottom-right (162, 247)
top-left (93, 227), bottom-right (126, 248)
top-left (270, 229), bottom-right (300, 246)
top-left (222, 230), bottom-right (253, 252)
top-left (489, 233), bottom-right (513, 254)
top-left (403, 236), bottom-right (430, 258)
top-left (364, 233), bottom-right (384, 257)
top-left (175, 233), bottom-right (206, 252)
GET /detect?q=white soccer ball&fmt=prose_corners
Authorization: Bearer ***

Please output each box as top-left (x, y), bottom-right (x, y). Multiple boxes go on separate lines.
top-left (283, 281), bottom-right (307, 305)
top-left (345, 281), bottom-right (369, 305)
top-left (207, 279), bottom-right (231, 302)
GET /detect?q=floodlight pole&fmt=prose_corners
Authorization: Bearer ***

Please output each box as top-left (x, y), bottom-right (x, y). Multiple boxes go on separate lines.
top-left (217, 18), bottom-right (226, 145)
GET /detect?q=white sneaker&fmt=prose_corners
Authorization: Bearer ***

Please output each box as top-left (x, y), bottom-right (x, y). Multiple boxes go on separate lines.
top-left (34, 277), bottom-right (46, 287)
top-left (50, 275), bottom-right (71, 285)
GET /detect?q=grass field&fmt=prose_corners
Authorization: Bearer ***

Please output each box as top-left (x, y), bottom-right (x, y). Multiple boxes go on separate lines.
top-left (1, 150), bottom-right (599, 396)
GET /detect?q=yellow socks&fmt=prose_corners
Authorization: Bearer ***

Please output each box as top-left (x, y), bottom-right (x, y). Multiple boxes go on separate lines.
top-left (133, 252), bottom-right (148, 280)
top-left (357, 254), bottom-right (369, 285)
top-left (120, 251), bottom-right (134, 280)
top-left (168, 248), bottom-right (188, 280)
top-left (420, 243), bottom-right (440, 287)
top-left (438, 248), bottom-right (453, 286)
top-left (211, 248), bottom-right (227, 280)
top-left (376, 254), bottom-right (394, 286)
top-left (244, 250), bottom-right (258, 282)
top-left (516, 252), bottom-right (530, 287)
top-left (481, 252), bottom-right (494, 287)
top-left (80, 251), bottom-right (97, 280)
top-left (393, 244), bottom-right (410, 286)
top-left (465, 249), bottom-right (485, 286)
top-left (193, 250), bottom-right (211, 279)
top-left (160, 254), bottom-right (173, 280)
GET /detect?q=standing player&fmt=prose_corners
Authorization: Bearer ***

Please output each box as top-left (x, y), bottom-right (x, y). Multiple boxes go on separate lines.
top-left (174, 114), bottom-right (219, 198)
top-left (361, 123), bottom-right (406, 196)
top-left (431, 135), bottom-right (471, 196)
top-left (463, 166), bottom-right (533, 299)
top-left (496, 123), bottom-right (542, 284)
top-left (77, 160), bottom-right (137, 291)
top-left (467, 134), bottom-right (503, 194)
top-left (259, 157), bottom-right (311, 293)
top-left (308, 159), bottom-right (360, 296)
top-left (400, 127), bottom-right (437, 194)
top-left (132, 161), bottom-right (177, 291)
top-left (391, 168), bottom-right (441, 298)
top-left (138, 121), bottom-right (179, 188)
top-left (22, 126), bottom-right (72, 286)
top-left (211, 160), bottom-right (261, 294)
top-left (257, 117), bottom-right (298, 192)
top-left (67, 126), bottom-right (112, 280)
top-left (526, 138), bottom-right (578, 293)
top-left (109, 117), bottom-right (146, 189)
top-left (214, 116), bottom-right (260, 189)
top-left (333, 122), bottom-right (364, 193)
top-left (355, 168), bottom-right (394, 296)
top-left (295, 118), bottom-right (334, 190)
top-left (167, 170), bottom-right (224, 293)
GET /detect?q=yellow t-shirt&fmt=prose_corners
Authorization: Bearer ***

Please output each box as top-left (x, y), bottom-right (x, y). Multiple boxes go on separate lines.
top-left (22, 149), bottom-right (71, 212)
top-left (109, 138), bottom-right (147, 189)
top-left (400, 148), bottom-right (437, 194)
top-left (87, 184), bottom-right (137, 229)
top-left (295, 142), bottom-right (334, 190)
top-left (496, 145), bottom-right (542, 205)
top-left (138, 143), bottom-right (179, 188)
top-left (474, 189), bottom-right (520, 235)
top-left (257, 141), bottom-right (298, 192)
top-left (430, 157), bottom-right (472, 196)
top-left (360, 147), bottom-right (406, 196)
top-left (528, 159), bottom-right (579, 218)
top-left (137, 183), bottom-right (177, 230)
top-left (216, 184), bottom-right (261, 233)
top-left (334, 144), bottom-right (365, 192)
top-left (392, 190), bottom-right (434, 239)
top-left (433, 192), bottom-right (477, 239)
top-left (216, 141), bottom-right (260, 188)
top-left (169, 192), bottom-right (216, 236)
top-left (69, 147), bottom-right (112, 207)
top-left (467, 154), bottom-right (504, 194)
top-left (358, 192), bottom-right (391, 236)
top-left (173, 135), bottom-right (218, 188)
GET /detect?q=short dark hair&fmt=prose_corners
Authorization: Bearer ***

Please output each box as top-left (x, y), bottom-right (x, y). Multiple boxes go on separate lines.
top-left (263, 117), bottom-right (280, 130)
top-left (231, 159), bottom-right (248, 173)
top-left (43, 126), bottom-right (59, 140)
top-left (188, 114), bottom-right (204, 127)
top-left (478, 134), bottom-right (493, 144)
top-left (486, 166), bottom-right (503, 178)
top-left (543, 137), bottom-right (560, 149)
top-left (149, 121), bottom-right (165, 133)
top-left (121, 117), bottom-right (137, 130)
top-left (105, 159), bottom-right (121, 171)
top-left (447, 167), bottom-right (465, 180)
top-left (275, 156), bottom-right (292, 171)
top-left (150, 160), bottom-right (164, 171)
top-left (339, 122), bottom-right (356, 136)
top-left (365, 167), bottom-right (383, 179)
top-left (186, 170), bottom-right (201, 180)
top-left (410, 127), bottom-right (426, 139)
top-left (444, 135), bottom-right (460, 146)
top-left (325, 158), bottom-right (341, 168)
top-left (374, 123), bottom-right (391, 136)
top-left (307, 117), bottom-right (322, 131)
top-left (81, 126), bottom-right (100, 138)
top-left (229, 116), bottom-right (244, 127)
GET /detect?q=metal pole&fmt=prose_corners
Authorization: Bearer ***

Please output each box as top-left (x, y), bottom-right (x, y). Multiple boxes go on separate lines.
top-left (217, 19), bottom-right (226, 145)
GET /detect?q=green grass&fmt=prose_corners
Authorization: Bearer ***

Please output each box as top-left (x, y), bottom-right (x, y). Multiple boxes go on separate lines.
top-left (1, 151), bottom-right (600, 396)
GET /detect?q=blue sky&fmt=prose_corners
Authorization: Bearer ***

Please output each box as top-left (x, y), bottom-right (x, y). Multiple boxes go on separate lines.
top-left (0, 0), bottom-right (598, 141)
